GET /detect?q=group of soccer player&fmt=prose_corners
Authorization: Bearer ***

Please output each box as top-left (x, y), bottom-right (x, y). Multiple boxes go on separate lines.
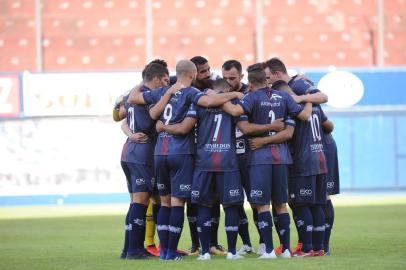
top-left (113, 55), bottom-right (340, 261)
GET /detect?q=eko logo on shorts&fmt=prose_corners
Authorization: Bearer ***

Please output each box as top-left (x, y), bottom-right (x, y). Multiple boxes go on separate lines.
top-left (135, 178), bottom-right (145, 185)
top-left (299, 189), bottom-right (312, 196)
top-left (327, 181), bottom-right (335, 189)
top-left (157, 183), bottom-right (165, 190)
top-left (180, 184), bottom-right (191, 191)
top-left (191, 190), bottom-right (200, 198)
top-left (250, 190), bottom-right (263, 197)
top-left (229, 189), bottom-right (240, 197)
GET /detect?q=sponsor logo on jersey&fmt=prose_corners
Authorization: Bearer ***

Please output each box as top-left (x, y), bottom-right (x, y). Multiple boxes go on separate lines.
top-left (327, 181), bottom-right (335, 189)
top-left (135, 178), bottom-right (145, 185)
top-left (191, 190), bottom-right (200, 197)
top-left (157, 183), bottom-right (165, 190)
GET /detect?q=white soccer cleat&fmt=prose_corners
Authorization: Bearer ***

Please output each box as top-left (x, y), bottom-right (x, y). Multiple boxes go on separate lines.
top-left (226, 252), bottom-right (244, 260)
top-left (279, 249), bottom-right (292, 258)
top-left (258, 250), bottom-right (277, 259)
top-left (197, 252), bottom-right (211, 261)
top-left (237, 244), bottom-right (255, 255)
top-left (256, 243), bottom-right (266, 255)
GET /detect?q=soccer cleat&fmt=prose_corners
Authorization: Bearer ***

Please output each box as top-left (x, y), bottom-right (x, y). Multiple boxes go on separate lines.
top-left (274, 245), bottom-right (283, 256)
top-left (256, 243), bottom-right (266, 255)
top-left (197, 252), bottom-right (211, 261)
top-left (189, 246), bottom-right (201, 256)
top-left (226, 252), bottom-right (244, 260)
top-left (292, 242), bottom-right (303, 254)
top-left (120, 251), bottom-right (127, 259)
top-left (210, 245), bottom-right (227, 255)
top-left (311, 250), bottom-right (326, 257)
top-left (292, 250), bottom-right (313, 257)
top-left (257, 250), bottom-right (277, 259)
top-left (166, 252), bottom-right (184, 261)
top-left (279, 249), bottom-right (292, 258)
top-left (126, 251), bottom-right (149, 260)
top-left (146, 245), bottom-right (160, 257)
top-left (237, 244), bottom-right (255, 255)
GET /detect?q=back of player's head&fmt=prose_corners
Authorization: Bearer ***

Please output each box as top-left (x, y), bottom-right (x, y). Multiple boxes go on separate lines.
top-left (144, 63), bottom-right (169, 82)
top-left (176, 59), bottom-right (197, 77)
top-left (222, 60), bottom-right (242, 73)
top-left (190, 56), bottom-right (208, 68)
top-left (247, 63), bottom-right (267, 86)
top-left (264, 57), bottom-right (288, 74)
top-left (142, 59), bottom-right (168, 79)
top-left (212, 78), bottom-right (230, 92)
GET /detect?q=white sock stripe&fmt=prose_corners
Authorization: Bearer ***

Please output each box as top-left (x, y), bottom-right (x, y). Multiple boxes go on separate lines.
top-left (157, 225), bottom-right (169, 231)
top-left (306, 225), bottom-right (313, 232)
top-left (224, 226), bottom-right (239, 232)
top-left (168, 225), bottom-right (182, 234)
top-left (313, 225), bottom-right (326, 232)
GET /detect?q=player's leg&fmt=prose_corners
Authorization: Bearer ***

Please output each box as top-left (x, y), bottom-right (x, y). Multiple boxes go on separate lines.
top-left (155, 156), bottom-right (172, 260)
top-left (218, 171), bottom-right (245, 260)
top-left (126, 163), bottom-right (153, 259)
top-left (145, 198), bottom-right (159, 257)
top-left (288, 175), bottom-right (315, 257)
top-left (323, 196), bottom-right (334, 254)
top-left (210, 200), bottom-right (226, 255)
top-left (271, 165), bottom-right (291, 257)
top-left (186, 202), bottom-right (200, 255)
top-left (249, 165), bottom-right (276, 259)
top-left (311, 174), bottom-right (327, 256)
top-left (165, 154), bottom-right (194, 260)
top-left (120, 161), bottom-right (132, 259)
top-left (192, 170), bottom-right (214, 260)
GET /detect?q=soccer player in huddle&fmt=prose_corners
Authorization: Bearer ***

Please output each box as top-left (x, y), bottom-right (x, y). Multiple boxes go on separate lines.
top-left (114, 62), bottom-right (170, 259)
top-left (264, 58), bottom-right (330, 256)
top-left (222, 60), bottom-right (255, 255)
top-left (222, 64), bottom-right (312, 259)
top-left (128, 59), bottom-right (242, 260)
top-left (157, 78), bottom-right (246, 260)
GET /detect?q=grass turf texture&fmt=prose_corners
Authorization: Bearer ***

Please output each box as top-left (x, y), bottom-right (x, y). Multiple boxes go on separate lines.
top-left (1, 201), bottom-right (406, 270)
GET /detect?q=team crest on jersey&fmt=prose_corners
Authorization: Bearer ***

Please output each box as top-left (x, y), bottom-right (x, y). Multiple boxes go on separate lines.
top-left (270, 93), bottom-right (282, 100)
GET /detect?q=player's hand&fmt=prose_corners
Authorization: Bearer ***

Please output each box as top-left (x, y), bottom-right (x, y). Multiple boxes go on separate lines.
top-left (168, 82), bottom-right (185, 95)
top-left (270, 118), bottom-right (285, 131)
top-left (234, 92), bottom-right (244, 99)
top-left (156, 120), bottom-right (164, 133)
top-left (130, 132), bottom-right (149, 143)
top-left (249, 137), bottom-right (266, 150)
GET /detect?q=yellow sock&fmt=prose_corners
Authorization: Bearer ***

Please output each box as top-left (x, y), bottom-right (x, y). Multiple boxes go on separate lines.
top-left (145, 200), bottom-right (156, 247)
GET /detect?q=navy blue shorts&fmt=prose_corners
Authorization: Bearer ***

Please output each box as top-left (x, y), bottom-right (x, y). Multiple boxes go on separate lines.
top-left (271, 164), bottom-right (289, 204)
top-left (154, 154), bottom-right (194, 199)
top-left (237, 155), bottom-right (250, 193)
top-left (191, 170), bottom-right (244, 205)
top-left (288, 174), bottom-right (327, 205)
top-left (125, 162), bottom-right (154, 193)
top-left (324, 142), bottom-right (340, 195)
top-left (121, 161), bottom-right (132, 193)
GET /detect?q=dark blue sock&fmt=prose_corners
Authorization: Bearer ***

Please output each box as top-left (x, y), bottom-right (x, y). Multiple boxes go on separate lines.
top-left (323, 200), bottom-right (334, 253)
top-left (272, 207), bottom-right (280, 244)
top-left (252, 208), bottom-right (263, 244)
top-left (224, 206), bottom-right (239, 255)
top-left (197, 205), bottom-right (212, 254)
top-left (258, 211), bottom-right (274, 253)
top-left (276, 213), bottom-right (291, 251)
top-left (237, 204), bottom-right (252, 246)
top-left (187, 202), bottom-right (200, 248)
top-left (293, 206), bottom-right (313, 252)
top-left (167, 206), bottom-right (185, 259)
top-left (122, 203), bottom-right (133, 255)
top-left (153, 203), bottom-right (160, 224)
top-left (311, 205), bottom-right (326, 251)
top-left (127, 203), bottom-right (148, 255)
top-left (157, 206), bottom-right (171, 259)
top-left (291, 207), bottom-right (301, 244)
top-left (210, 202), bottom-right (220, 246)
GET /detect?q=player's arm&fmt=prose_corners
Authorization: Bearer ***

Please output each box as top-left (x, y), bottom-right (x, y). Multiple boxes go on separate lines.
top-left (323, 119), bottom-right (334, 133)
top-left (237, 118), bottom-right (285, 136)
top-left (249, 125), bottom-right (295, 150)
top-left (197, 91), bottom-right (243, 108)
top-left (296, 102), bottom-right (312, 121)
top-left (113, 104), bottom-right (126, 122)
top-left (149, 82), bottom-right (185, 120)
top-left (127, 84), bottom-right (146, 105)
top-left (156, 117), bottom-right (197, 135)
top-left (121, 121), bottom-right (149, 143)
top-left (297, 92), bottom-right (328, 104)
top-left (221, 101), bottom-right (245, 117)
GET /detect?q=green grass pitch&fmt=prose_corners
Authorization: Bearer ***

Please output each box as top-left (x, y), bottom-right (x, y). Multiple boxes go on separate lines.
top-left (1, 200), bottom-right (406, 270)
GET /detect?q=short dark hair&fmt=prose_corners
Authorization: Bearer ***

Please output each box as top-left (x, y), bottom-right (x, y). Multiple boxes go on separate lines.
top-left (142, 59), bottom-right (168, 79)
top-left (222, 60), bottom-right (242, 73)
top-left (144, 63), bottom-right (169, 82)
top-left (264, 57), bottom-right (287, 74)
top-left (247, 63), bottom-right (267, 85)
top-left (190, 56), bottom-right (208, 68)
top-left (212, 78), bottom-right (229, 91)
